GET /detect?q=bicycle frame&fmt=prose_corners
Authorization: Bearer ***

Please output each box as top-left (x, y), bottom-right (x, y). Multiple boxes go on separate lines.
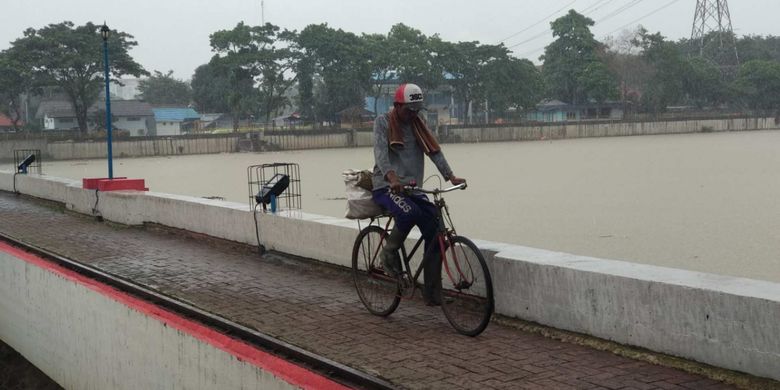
top-left (366, 184), bottom-right (469, 298)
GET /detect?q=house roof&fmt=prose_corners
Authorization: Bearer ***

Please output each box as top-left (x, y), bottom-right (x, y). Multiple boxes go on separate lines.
top-left (36, 99), bottom-right (154, 119)
top-left (0, 113), bottom-right (23, 127)
top-left (106, 100), bottom-right (154, 117)
top-left (153, 108), bottom-right (201, 122)
top-left (36, 100), bottom-right (74, 119)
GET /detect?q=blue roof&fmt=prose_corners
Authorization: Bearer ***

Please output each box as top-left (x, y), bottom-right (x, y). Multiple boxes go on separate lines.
top-left (153, 108), bottom-right (200, 122)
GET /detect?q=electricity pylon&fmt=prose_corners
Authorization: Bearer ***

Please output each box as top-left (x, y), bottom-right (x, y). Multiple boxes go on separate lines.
top-left (691, 0), bottom-right (739, 72)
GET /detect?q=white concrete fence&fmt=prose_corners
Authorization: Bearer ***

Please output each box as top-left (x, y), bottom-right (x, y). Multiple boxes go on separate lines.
top-left (2, 116), bottom-right (777, 161)
top-left (1, 171), bottom-right (778, 382)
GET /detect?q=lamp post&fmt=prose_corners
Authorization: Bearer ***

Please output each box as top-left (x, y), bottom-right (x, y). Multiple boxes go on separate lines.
top-left (100, 23), bottom-right (114, 179)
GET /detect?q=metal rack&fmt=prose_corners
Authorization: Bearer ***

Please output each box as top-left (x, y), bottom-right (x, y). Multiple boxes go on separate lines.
top-left (13, 149), bottom-right (42, 174)
top-left (246, 163), bottom-right (301, 212)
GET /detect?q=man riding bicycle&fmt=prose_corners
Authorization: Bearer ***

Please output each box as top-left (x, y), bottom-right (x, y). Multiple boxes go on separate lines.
top-left (371, 83), bottom-right (466, 306)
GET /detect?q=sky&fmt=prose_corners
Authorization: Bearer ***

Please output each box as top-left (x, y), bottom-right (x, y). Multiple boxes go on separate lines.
top-left (1, 0), bottom-right (778, 80)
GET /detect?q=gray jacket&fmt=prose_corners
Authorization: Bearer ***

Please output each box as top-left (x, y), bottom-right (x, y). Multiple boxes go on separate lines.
top-left (372, 114), bottom-right (453, 190)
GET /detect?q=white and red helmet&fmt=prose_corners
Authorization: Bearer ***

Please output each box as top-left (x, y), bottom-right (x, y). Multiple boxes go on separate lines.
top-left (394, 83), bottom-right (425, 111)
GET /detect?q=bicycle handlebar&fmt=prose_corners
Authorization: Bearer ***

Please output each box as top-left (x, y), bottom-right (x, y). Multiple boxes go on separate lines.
top-left (404, 182), bottom-right (467, 195)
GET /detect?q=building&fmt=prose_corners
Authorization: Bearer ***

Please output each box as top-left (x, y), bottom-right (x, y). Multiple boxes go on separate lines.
top-left (153, 108), bottom-right (201, 136)
top-left (108, 100), bottom-right (157, 136)
top-left (36, 100), bottom-right (79, 131)
top-left (364, 83), bottom-right (456, 128)
top-left (35, 99), bottom-right (156, 136)
top-left (526, 100), bottom-right (625, 123)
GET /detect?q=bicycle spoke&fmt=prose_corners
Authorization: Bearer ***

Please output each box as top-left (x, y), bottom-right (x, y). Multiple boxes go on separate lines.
top-left (440, 236), bottom-right (494, 336)
top-left (352, 226), bottom-right (400, 317)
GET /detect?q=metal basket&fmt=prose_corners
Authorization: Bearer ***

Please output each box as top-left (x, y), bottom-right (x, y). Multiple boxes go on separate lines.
top-left (246, 163), bottom-right (301, 212)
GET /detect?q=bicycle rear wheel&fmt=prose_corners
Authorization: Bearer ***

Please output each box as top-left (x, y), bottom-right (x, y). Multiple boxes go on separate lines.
top-left (352, 225), bottom-right (401, 316)
top-left (439, 235), bottom-right (494, 336)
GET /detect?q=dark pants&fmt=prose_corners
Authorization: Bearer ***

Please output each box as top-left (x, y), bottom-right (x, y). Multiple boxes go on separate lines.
top-left (372, 188), bottom-right (442, 302)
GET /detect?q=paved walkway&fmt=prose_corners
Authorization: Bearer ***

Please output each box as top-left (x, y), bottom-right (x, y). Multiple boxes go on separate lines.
top-left (0, 192), bottom-right (741, 390)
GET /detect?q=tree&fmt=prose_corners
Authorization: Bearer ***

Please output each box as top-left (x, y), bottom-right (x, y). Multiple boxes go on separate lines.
top-left (733, 60), bottom-right (780, 111)
top-left (736, 35), bottom-right (780, 63)
top-left (482, 56), bottom-right (544, 117)
top-left (298, 24), bottom-right (371, 124)
top-left (209, 22), bottom-right (300, 128)
top-left (363, 33), bottom-right (397, 116)
top-left (436, 40), bottom-right (507, 123)
top-left (0, 48), bottom-right (33, 131)
top-left (632, 29), bottom-right (687, 113)
top-left (138, 70), bottom-right (192, 105)
top-left (541, 10), bottom-right (606, 105)
top-left (683, 57), bottom-right (727, 108)
top-left (8, 21), bottom-right (146, 133)
top-left (191, 63), bottom-right (231, 113)
top-left (578, 61), bottom-right (618, 103)
top-left (387, 24), bottom-right (443, 91)
top-left (604, 28), bottom-right (652, 109)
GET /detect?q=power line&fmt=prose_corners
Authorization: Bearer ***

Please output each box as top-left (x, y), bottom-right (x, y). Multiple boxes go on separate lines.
top-left (580, 0), bottom-right (616, 15)
top-left (516, 0), bottom-right (680, 60)
top-left (603, 0), bottom-right (683, 36)
top-left (499, 0), bottom-right (578, 44)
top-left (594, 0), bottom-right (648, 24)
top-left (506, 0), bottom-right (648, 50)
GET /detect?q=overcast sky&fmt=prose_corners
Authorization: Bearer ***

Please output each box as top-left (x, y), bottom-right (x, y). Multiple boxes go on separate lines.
top-left (2, 0), bottom-right (777, 80)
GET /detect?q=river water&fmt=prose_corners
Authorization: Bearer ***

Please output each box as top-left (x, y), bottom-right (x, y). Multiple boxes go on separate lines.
top-left (40, 130), bottom-right (780, 283)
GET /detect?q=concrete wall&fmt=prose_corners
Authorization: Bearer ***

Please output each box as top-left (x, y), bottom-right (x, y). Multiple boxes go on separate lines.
top-left (3, 116), bottom-right (777, 162)
top-left (1, 171), bottom-right (779, 381)
top-left (447, 116), bottom-right (778, 142)
top-left (0, 243), bottom-right (338, 390)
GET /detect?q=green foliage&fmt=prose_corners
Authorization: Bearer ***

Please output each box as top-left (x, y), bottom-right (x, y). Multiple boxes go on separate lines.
top-left (191, 63), bottom-right (231, 113)
top-left (541, 10), bottom-right (610, 104)
top-left (387, 24), bottom-right (443, 90)
top-left (736, 35), bottom-right (780, 63)
top-left (435, 40), bottom-right (508, 123)
top-left (632, 29), bottom-right (687, 113)
top-left (0, 48), bottom-right (33, 130)
top-left (683, 57), bottom-right (726, 108)
top-left (732, 60), bottom-right (780, 111)
top-left (138, 70), bottom-right (192, 106)
top-left (482, 57), bottom-right (544, 114)
top-left (7, 21), bottom-right (146, 133)
top-left (208, 22), bottom-right (300, 129)
top-left (298, 24), bottom-right (370, 123)
top-left (578, 61), bottom-right (618, 103)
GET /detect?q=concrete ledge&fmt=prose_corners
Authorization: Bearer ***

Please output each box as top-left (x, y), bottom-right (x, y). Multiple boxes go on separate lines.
top-left (1, 171), bottom-right (778, 381)
top-left (0, 242), bottom-right (345, 390)
top-left (482, 242), bottom-right (780, 380)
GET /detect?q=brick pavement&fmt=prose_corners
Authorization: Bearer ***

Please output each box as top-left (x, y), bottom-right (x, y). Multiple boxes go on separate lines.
top-left (0, 192), bottom-right (751, 390)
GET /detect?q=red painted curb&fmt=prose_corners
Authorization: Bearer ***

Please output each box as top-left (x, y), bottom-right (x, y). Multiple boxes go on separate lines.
top-left (0, 242), bottom-right (349, 390)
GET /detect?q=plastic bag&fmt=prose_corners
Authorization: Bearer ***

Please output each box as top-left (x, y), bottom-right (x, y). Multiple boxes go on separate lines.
top-left (343, 169), bottom-right (383, 219)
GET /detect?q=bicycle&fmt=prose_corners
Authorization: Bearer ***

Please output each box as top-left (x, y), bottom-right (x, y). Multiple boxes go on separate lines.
top-left (351, 182), bottom-right (494, 336)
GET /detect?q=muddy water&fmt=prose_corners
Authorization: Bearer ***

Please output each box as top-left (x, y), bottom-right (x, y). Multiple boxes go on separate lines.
top-left (40, 130), bottom-right (780, 283)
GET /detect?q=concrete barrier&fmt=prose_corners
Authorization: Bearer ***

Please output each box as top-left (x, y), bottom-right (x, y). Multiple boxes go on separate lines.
top-left (0, 242), bottom-right (346, 390)
top-left (2, 117), bottom-right (778, 162)
top-left (1, 171), bottom-right (778, 381)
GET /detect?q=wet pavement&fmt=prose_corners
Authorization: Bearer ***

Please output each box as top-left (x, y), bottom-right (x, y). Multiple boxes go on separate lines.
top-left (0, 192), bottom-right (755, 389)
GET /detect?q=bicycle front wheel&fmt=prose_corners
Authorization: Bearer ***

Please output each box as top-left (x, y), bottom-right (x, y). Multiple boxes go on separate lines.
top-left (352, 225), bottom-right (401, 317)
top-left (440, 235), bottom-right (494, 336)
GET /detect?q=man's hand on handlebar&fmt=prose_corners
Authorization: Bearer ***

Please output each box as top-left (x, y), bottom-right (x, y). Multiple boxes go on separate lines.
top-left (449, 175), bottom-right (467, 187)
top-left (386, 171), bottom-right (404, 194)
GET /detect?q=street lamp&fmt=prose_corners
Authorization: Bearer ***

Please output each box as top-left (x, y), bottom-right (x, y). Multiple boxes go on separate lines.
top-left (100, 23), bottom-right (114, 179)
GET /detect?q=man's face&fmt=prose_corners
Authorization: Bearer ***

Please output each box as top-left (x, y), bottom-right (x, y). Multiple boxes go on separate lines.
top-left (398, 104), bottom-right (420, 122)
